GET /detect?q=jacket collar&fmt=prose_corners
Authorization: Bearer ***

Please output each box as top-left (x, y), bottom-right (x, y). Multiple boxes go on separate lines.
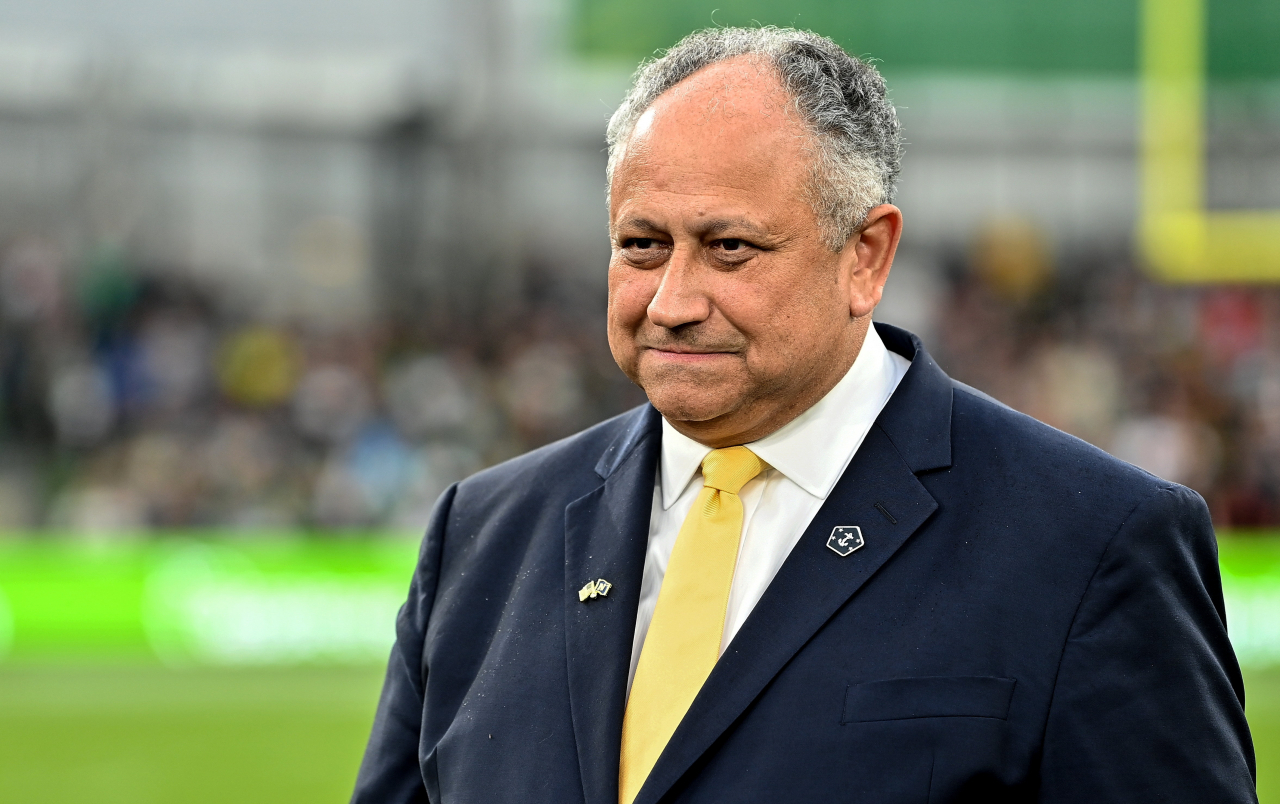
top-left (567, 405), bottom-right (662, 804)
top-left (594, 404), bottom-right (661, 480)
top-left (874, 322), bottom-right (952, 472)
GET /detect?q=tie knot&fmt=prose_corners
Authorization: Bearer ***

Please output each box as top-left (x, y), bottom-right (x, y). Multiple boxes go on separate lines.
top-left (700, 446), bottom-right (764, 494)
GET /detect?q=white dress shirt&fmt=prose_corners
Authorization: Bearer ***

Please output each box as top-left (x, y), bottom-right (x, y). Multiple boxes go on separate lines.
top-left (628, 325), bottom-right (911, 690)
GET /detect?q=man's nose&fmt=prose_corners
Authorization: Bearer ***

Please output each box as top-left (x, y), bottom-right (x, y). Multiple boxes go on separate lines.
top-left (647, 248), bottom-right (711, 329)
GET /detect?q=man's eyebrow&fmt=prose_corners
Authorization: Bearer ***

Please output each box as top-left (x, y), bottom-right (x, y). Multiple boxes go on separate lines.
top-left (612, 215), bottom-right (774, 241)
top-left (695, 218), bottom-right (771, 239)
top-left (613, 216), bottom-right (665, 234)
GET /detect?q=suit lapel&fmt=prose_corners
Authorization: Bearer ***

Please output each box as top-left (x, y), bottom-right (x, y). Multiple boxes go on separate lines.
top-left (565, 406), bottom-right (661, 804)
top-left (634, 326), bottom-right (954, 804)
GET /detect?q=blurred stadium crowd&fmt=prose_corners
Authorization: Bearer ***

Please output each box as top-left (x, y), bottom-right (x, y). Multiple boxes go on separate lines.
top-left (0, 236), bottom-right (645, 533)
top-left (0, 0), bottom-right (1274, 537)
top-left (1, 224), bottom-right (1277, 534)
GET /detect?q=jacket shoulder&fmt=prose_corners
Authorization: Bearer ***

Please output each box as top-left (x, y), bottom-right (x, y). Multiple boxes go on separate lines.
top-left (948, 380), bottom-right (1179, 503)
top-left (451, 404), bottom-right (651, 510)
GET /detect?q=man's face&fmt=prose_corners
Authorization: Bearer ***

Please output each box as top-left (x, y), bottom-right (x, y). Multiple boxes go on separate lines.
top-left (607, 57), bottom-right (897, 446)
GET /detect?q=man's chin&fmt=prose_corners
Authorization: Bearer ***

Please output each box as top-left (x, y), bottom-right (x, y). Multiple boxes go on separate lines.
top-left (641, 384), bottom-right (741, 425)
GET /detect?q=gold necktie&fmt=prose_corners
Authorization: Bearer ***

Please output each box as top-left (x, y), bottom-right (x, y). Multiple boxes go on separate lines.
top-left (619, 446), bottom-right (764, 804)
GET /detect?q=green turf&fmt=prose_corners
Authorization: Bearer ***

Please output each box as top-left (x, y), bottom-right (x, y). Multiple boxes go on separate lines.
top-left (0, 665), bottom-right (385, 804)
top-left (1248, 668), bottom-right (1280, 803)
top-left (0, 664), bottom-right (1275, 801)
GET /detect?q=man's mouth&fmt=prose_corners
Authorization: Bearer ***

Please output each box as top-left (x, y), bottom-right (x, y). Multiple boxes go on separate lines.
top-left (644, 346), bottom-right (736, 363)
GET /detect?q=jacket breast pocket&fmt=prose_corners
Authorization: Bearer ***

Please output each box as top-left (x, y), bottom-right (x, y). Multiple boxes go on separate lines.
top-left (841, 676), bottom-right (1016, 724)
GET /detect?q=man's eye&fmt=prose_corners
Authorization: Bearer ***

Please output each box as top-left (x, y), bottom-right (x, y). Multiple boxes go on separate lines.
top-left (629, 238), bottom-right (656, 250)
top-left (720, 239), bottom-right (744, 251)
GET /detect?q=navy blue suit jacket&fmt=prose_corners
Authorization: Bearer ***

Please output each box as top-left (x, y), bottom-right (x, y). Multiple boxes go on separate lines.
top-left (353, 324), bottom-right (1256, 803)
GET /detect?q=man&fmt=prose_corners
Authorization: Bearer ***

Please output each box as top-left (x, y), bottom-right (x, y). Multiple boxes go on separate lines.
top-left (353, 27), bottom-right (1256, 803)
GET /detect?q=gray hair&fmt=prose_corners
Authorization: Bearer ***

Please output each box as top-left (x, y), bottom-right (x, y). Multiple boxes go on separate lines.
top-left (606, 26), bottom-right (903, 251)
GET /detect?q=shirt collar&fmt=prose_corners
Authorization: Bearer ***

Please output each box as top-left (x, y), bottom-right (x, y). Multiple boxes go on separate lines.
top-left (658, 325), bottom-right (907, 508)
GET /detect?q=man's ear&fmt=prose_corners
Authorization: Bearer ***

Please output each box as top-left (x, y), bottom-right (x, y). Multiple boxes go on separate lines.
top-left (840, 204), bottom-right (903, 319)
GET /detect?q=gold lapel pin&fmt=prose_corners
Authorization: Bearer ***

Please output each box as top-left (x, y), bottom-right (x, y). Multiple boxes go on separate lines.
top-left (578, 579), bottom-right (612, 602)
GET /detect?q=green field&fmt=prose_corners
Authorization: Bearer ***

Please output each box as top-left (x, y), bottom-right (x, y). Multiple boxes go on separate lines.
top-left (1251, 669), bottom-right (1280, 803)
top-left (0, 664), bottom-right (1275, 802)
top-left (1, 536), bottom-right (1275, 799)
top-left (0, 665), bottom-right (385, 803)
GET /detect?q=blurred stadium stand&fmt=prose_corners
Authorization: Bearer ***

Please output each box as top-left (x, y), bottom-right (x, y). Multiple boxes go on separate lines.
top-left (0, 0), bottom-right (1277, 534)
top-left (0, 0), bottom-right (649, 533)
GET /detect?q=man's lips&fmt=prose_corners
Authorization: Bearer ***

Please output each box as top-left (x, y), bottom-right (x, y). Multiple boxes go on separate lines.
top-left (644, 346), bottom-right (737, 363)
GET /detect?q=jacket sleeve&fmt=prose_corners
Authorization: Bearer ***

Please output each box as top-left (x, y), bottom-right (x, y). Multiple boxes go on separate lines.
top-left (1039, 483), bottom-right (1257, 802)
top-left (351, 483), bottom-right (457, 804)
